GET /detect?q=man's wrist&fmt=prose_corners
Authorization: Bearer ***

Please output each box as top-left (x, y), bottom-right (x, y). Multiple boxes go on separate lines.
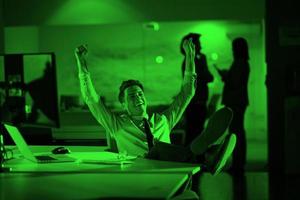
top-left (78, 71), bottom-right (90, 79)
top-left (77, 60), bottom-right (89, 74)
top-left (184, 71), bottom-right (197, 76)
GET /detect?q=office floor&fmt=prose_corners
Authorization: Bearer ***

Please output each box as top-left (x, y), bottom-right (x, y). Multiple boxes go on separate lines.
top-left (217, 134), bottom-right (300, 200)
top-left (195, 138), bottom-right (269, 200)
top-left (193, 110), bottom-right (270, 200)
top-left (198, 172), bottom-right (268, 200)
top-left (197, 169), bottom-right (300, 200)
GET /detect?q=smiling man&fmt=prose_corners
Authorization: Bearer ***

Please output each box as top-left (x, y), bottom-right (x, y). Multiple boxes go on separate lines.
top-left (75, 39), bottom-right (236, 176)
top-left (118, 81), bottom-right (147, 119)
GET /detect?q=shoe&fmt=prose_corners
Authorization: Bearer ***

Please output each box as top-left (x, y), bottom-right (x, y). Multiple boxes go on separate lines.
top-left (190, 107), bottom-right (233, 155)
top-left (204, 134), bottom-right (237, 176)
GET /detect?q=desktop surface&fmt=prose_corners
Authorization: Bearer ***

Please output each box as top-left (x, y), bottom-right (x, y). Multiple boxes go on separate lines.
top-left (3, 145), bottom-right (201, 174)
top-left (1, 145), bottom-right (201, 200)
top-left (1, 172), bottom-right (189, 200)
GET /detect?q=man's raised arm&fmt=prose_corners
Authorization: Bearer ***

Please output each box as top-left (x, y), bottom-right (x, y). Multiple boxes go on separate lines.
top-left (162, 39), bottom-right (197, 130)
top-left (75, 45), bottom-right (99, 104)
top-left (75, 45), bottom-right (118, 133)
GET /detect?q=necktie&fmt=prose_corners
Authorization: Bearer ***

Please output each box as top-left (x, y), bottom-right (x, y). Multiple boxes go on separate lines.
top-left (143, 118), bottom-right (154, 150)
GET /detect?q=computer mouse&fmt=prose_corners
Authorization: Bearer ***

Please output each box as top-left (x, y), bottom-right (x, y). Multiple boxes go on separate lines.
top-left (51, 147), bottom-right (71, 154)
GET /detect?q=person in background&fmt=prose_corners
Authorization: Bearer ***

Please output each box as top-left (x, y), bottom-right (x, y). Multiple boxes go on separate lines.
top-left (25, 61), bottom-right (56, 125)
top-left (215, 37), bottom-right (250, 175)
top-left (180, 33), bottom-right (214, 147)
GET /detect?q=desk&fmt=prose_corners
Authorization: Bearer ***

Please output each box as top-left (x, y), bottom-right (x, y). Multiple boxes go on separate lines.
top-left (1, 173), bottom-right (189, 199)
top-left (1, 146), bottom-right (201, 199)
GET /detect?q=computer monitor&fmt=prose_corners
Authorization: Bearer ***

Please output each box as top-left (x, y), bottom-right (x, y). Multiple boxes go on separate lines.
top-left (0, 53), bottom-right (60, 128)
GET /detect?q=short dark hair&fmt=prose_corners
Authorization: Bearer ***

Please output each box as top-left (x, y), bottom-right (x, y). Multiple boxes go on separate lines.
top-left (180, 33), bottom-right (201, 55)
top-left (232, 37), bottom-right (249, 60)
top-left (118, 80), bottom-right (144, 103)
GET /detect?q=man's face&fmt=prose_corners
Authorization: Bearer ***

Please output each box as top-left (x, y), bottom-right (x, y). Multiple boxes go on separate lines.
top-left (123, 85), bottom-right (147, 117)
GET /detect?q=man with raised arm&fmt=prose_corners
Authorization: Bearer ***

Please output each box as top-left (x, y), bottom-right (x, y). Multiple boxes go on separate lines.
top-left (75, 39), bottom-right (236, 176)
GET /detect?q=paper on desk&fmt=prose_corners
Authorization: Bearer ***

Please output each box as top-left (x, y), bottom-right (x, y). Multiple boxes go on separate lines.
top-left (81, 159), bottom-right (134, 165)
top-left (73, 152), bottom-right (137, 165)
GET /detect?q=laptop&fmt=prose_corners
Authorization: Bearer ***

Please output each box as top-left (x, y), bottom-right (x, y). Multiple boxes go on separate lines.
top-left (4, 123), bottom-right (76, 163)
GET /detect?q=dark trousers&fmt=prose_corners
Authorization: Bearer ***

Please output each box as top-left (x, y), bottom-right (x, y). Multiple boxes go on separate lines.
top-left (184, 103), bottom-right (208, 146)
top-left (145, 141), bottom-right (203, 194)
top-left (228, 105), bottom-right (247, 173)
top-left (146, 141), bottom-right (200, 163)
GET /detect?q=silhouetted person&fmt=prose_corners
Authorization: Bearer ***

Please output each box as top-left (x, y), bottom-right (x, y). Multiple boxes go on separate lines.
top-left (215, 37), bottom-right (250, 175)
top-left (1, 61), bottom-right (55, 144)
top-left (25, 61), bottom-right (57, 125)
top-left (180, 33), bottom-right (213, 146)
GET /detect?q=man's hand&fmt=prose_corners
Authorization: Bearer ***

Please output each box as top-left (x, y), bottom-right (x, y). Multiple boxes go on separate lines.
top-left (75, 44), bottom-right (88, 58)
top-left (75, 44), bottom-right (88, 73)
top-left (182, 38), bottom-right (196, 74)
top-left (182, 38), bottom-right (195, 58)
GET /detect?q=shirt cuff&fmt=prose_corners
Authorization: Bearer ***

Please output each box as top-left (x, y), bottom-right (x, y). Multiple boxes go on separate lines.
top-left (184, 72), bottom-right (197, 79)
top-left (184, 72), bottom-right (197, 76)
top-left (78, 72), bottom-right (90, 79)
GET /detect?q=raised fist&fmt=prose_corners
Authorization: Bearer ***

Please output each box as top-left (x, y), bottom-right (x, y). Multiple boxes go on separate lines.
top-left (75, 44), bottom-right (88, 60)
top-left (182, 38), bottom-right (195, 58)
top-left (75, 44), bottom-right (88, 72)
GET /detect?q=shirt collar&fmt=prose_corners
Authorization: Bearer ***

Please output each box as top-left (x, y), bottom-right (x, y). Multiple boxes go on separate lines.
top-left (131, 114), bottom-right (149, 121)
top-left (128, 113), bottom-right (154, 127)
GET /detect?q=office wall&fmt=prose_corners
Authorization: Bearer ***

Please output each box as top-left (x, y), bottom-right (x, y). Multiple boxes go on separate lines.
top-left (3, 0), bottom-right (264, 26)
top-left (4, 27), bottom-right (39, 53)
top-left (4, 20), bottom-right (267, 142)
top-left (2, 1), bottom-right (267, 152)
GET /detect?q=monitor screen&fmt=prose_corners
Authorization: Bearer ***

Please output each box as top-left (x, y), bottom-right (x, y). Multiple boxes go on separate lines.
top-left (0, 53), bottom-right (60, 128)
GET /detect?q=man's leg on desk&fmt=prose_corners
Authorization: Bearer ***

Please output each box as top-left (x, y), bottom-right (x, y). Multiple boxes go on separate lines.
top-left (145, 132), bottom-right (236, 198)
top-left (146, 107), bottom-right (237, 175)
top-left (146, 133), bottom-right (236, 173)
